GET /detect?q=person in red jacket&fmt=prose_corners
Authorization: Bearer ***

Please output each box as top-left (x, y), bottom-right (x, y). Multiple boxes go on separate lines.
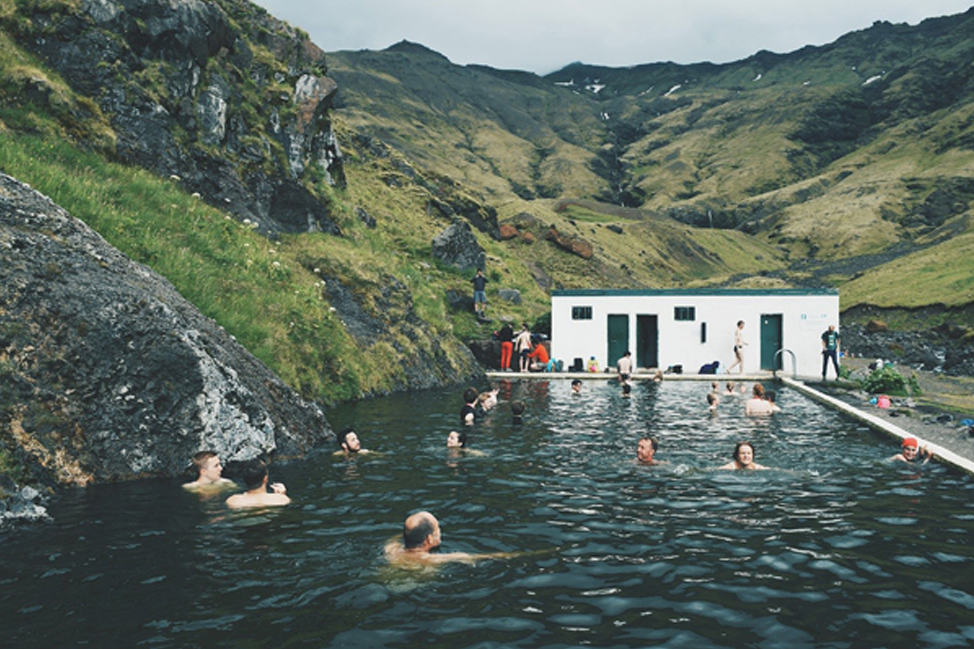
top-left (526, 342), bottom-right (550, 372)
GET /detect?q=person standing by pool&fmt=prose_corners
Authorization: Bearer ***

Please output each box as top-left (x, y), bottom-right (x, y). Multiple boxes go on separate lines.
top-left (515, 323), bottom-right (532, 372)
top-left (890, 437), bottom-right (934, 464)
top-left (498, 321), bottom-right (514, 372)
top-left (225, 459), bottom-right (290, 509)
top-left (617, 350), bottom-right (633, 384)
top-left (637, 436), bottom-right (661, 465)
top-left (821, 324), bottom-right (841, 381)
top-left (183, 450), bottom-right (235, 492)
top-left (471, 269), bottom-right (488, 317)
top-left (385, 511), bottom-right (512, 565)
top-left (727, 320), bottom-right (747, 374)
top-left (719, 441), bottom-right (767, 470)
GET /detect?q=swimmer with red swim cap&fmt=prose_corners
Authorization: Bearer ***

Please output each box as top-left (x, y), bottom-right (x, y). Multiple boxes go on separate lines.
top-left (889, 436), bottom-right (933, 464)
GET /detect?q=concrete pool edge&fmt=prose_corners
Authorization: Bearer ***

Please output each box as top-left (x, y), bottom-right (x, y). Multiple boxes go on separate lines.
top-left (484, 371), bottom-right (974, 476)
top-left (780, 377), bottom-right (974, 476)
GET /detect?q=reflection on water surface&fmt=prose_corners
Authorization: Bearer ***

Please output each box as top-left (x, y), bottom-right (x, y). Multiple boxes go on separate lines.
top-left (3, 380), bottom-right (973, 648)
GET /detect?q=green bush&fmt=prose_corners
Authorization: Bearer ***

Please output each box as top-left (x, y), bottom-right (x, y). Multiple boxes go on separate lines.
top-left (860, 365), bottom-right (921, 396)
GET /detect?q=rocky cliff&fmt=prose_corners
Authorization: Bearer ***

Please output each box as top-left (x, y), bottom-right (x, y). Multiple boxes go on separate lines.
top-left (12, 0), bottom-right (344, 235)
top-left (0, 173), bottom-right (333, 487)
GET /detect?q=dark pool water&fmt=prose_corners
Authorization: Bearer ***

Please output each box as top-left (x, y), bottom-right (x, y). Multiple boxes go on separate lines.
top-left (3, 380), bottom-right (973, 648)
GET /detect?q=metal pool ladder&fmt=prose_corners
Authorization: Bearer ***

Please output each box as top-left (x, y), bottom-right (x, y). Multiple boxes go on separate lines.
top-left (773, 348), bottom-right (798, 380)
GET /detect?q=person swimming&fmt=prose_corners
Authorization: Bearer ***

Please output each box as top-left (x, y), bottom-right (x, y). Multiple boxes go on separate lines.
top-left (719, 441), bottom-right (767, 470)
top-left (225, 458), bottom-right (290, 509)
top-left (889, 436), bottom-right (933, 464)
top-left (183, 450), bottom-right (235, 492)
top-left (384, 511), bottom-right (513, 566)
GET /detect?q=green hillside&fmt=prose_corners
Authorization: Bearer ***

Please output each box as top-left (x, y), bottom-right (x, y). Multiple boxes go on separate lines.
top-left (2, 0), bottom-right (974, 412)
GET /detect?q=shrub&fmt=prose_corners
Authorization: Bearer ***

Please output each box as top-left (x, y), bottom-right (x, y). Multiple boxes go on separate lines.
top-left (860, 365), bottom-right (921, 396)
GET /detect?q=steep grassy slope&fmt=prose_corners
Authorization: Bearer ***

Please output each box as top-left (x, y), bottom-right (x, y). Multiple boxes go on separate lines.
top-left (326, 42), bottom-right (610, 202)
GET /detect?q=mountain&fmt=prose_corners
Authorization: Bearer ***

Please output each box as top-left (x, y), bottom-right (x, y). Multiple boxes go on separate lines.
top-left (327, 12), bottom-right (974, 319)
top-left (3, 1), bottom-right (974, 488)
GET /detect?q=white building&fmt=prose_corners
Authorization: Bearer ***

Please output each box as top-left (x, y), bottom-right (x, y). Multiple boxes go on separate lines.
top-left (550, 288), bottom-right (840, 378)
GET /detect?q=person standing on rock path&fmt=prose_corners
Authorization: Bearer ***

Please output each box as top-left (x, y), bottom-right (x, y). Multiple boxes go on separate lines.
top-left (471, 269), bottom-right (488, 317)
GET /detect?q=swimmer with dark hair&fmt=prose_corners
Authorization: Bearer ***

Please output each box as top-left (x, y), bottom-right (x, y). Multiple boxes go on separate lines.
top-left (511, 400), bottom-right (525, 425)
top-left (461, 387), bottom-right (480, 425)
top-left (719, 441), bottom-right (767, 470)
top-left (447, 430), bottom-right (484, 457)
top-left (335, 427), bottom-right (372, 455)
top-left (225, 458), bottom-right (290, 508)
top-left (571, 379), bottom-right (582, 395)
top-left (637, 436), bottom-right (661, 465)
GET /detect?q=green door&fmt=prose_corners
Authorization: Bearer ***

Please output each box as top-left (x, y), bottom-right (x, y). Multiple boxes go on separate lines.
top-left (607, 314), bottom-right (629, 368)
top-left (760, 314), bottom-right (783, 370)
top-left (636, 315), bottom-right (658, 369)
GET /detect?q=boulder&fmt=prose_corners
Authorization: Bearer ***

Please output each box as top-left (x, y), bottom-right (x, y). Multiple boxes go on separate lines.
top-left (497, 289), bottom-right (522, 305)
top-left (432, 222), bottom-right (485, 271)
top-left (545, 226), bottom-right (594, 259)
top-left (0, 173), bottom-right (333, 486)
top-left (355, 206), bottom-right (377, 229)
top-left (866, 319), bottom-right (889, 333)
top-left (499, 223), bottom-right (519, 240)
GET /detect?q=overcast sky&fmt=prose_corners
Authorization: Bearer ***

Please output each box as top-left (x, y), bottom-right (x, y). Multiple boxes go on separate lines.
top-left (254, 1), bottom-right (974, 75)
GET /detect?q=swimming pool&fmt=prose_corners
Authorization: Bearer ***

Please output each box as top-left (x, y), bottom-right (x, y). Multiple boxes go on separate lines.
top-left (2, 380), bottom-right (972, 648)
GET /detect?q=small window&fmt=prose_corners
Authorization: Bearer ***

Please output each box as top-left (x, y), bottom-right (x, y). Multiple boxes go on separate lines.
top-left (674, 306), bottom-right (696, 321)
top-left (572, 306), bottom-right (593, 320)
top-left (701, 322), bottom-right (707, 343)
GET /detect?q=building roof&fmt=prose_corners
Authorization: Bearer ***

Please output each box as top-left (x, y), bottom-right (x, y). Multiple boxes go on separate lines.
top-left (552, 288), bottom-right (839, 297)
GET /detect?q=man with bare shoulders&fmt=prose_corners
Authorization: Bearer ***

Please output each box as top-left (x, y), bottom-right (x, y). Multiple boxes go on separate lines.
top-left (225, 458), bottom-right (290, 509)
top-left (889, 437), bottom-right (934, 464)
top-left (637, 436), bottom-right (662, 465)
top-left (617, 351), bottom-right (633, 384)
top-left (334, 428), bottom-right (372, 456)
top-left (385, 511), bottom-right (511, 566)
top-left (183, 450), bottom-right (235, 492)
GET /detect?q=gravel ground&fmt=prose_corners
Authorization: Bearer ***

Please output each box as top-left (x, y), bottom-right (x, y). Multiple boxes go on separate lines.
top-left (813, 357), bottom-right (974, 466)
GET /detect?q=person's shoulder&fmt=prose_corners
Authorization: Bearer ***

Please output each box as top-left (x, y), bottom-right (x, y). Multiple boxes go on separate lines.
top-left (226, 493), bottom-right (290, 509)
top-left (183, 478), bottom-right (235, 492)
top-left (225, 493), bottom-right (249, 508)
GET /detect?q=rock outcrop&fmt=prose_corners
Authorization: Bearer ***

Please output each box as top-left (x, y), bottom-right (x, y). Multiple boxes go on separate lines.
top-left (545, 226), bottom-right (595, 259)
top-left (432, 222), bottom-right (486, 271)
top-left (0, 173), bottom-right (333, 487)
top-left (15, 0), bottom-right (344, 235)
